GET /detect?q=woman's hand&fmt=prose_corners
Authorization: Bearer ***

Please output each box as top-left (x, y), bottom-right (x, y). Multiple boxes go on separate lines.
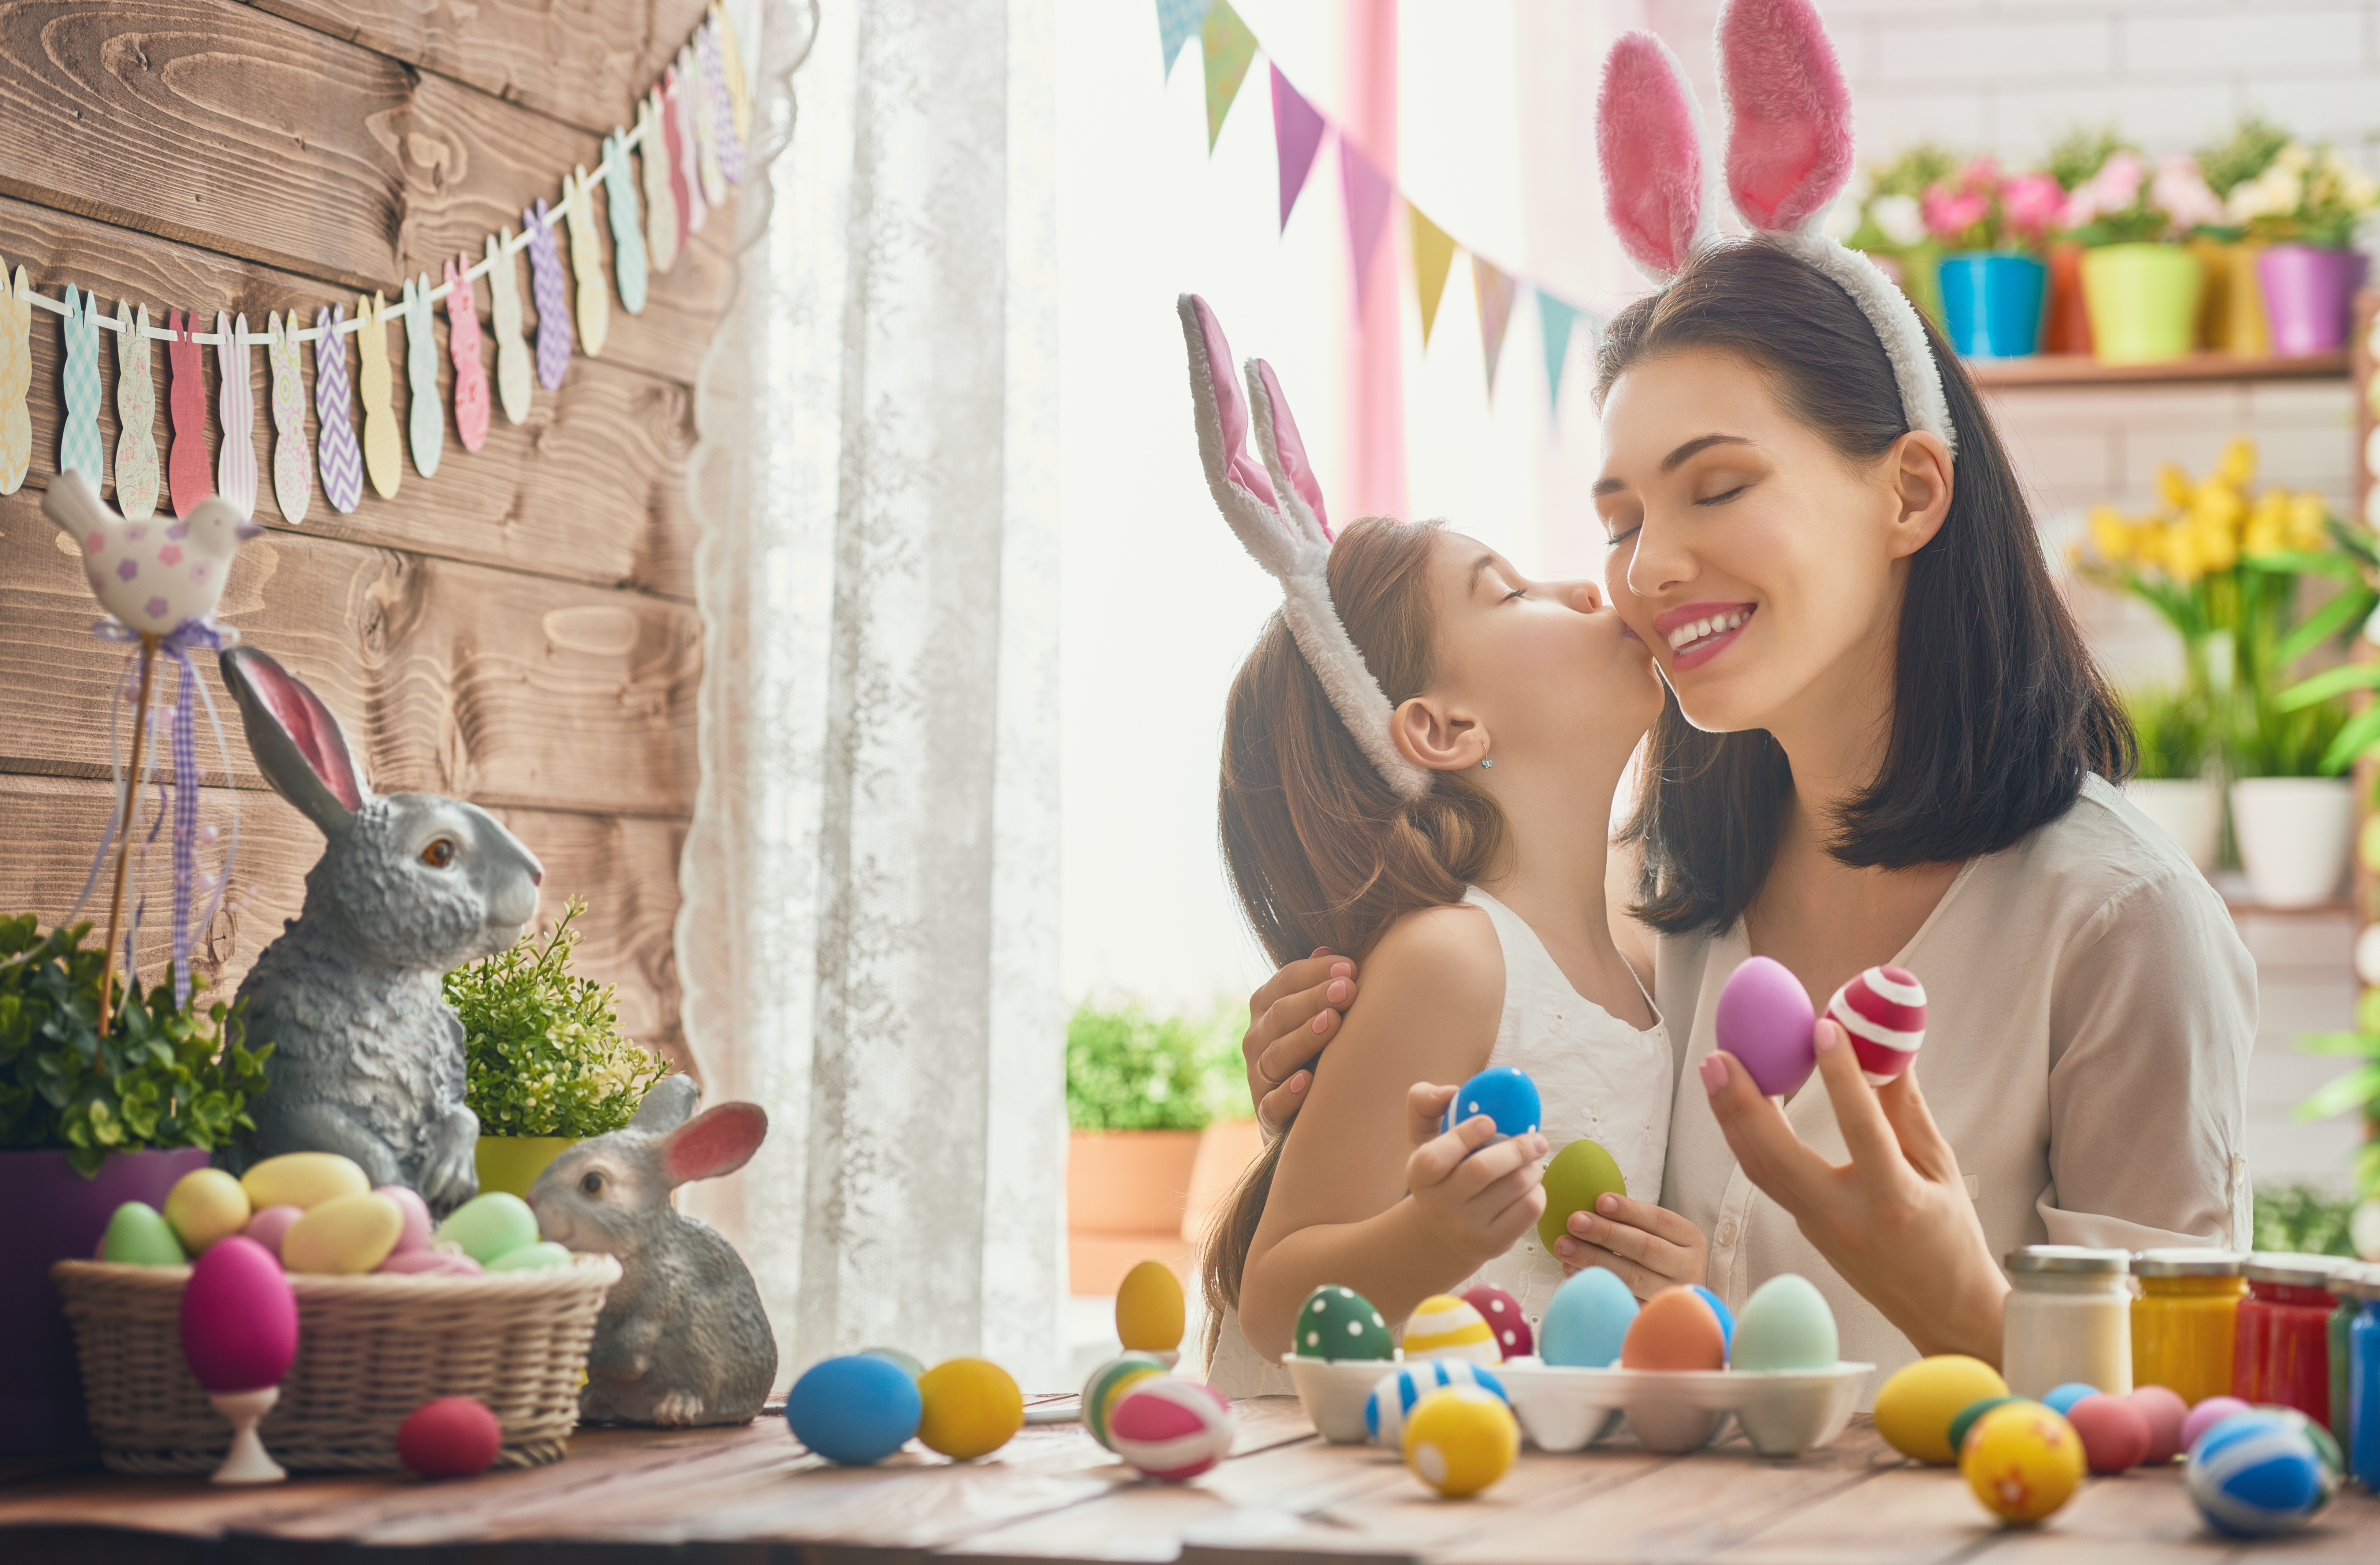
top-left (1701, 1018), bottom-right (2009, 1362)
top-left (1242, 949), bottom-right (1360, 1137)
top-left (1554, 1195), bottom-right (1708, 1298)
top-left (1401, 1083), bottom-right (1548, 1268)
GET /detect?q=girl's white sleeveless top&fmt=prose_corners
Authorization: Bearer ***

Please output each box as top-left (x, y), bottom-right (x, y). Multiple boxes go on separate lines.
top-left (1204, 888), bottom-right (1673, 1398)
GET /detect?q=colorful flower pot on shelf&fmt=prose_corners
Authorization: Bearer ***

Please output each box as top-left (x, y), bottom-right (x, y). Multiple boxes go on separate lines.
top-left (473, 1135), bottom-right (580, 1199)
top-left (2043, 242), bottom-right (2092, 355)
top-left (1937, 253), bottom-right (2045, 358)
top-left (2079, 244), bottom-right (2204, 364)
top-left (2257, 245), bottom-right (2369, 356)
top-left (2190, 238), bottom-right (2271, 356)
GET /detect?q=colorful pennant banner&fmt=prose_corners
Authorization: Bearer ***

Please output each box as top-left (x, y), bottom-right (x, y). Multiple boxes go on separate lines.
top-left (0, 4), bottom-right (751, 518)
top-left (1166, 1), bottom-right (1602, 414)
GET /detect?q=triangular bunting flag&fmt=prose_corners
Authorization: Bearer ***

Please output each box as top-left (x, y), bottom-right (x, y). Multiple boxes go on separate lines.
top-left (1409, 207), bottom-right (1457, 346)
top-left (1157, 0), bottom-right (1212, 76)
top-left (1271, 65), bottom-right (1327, 232)
top-left (1201, 1), bottom-right (1257, 152)
top-left (1340, 139), bottom-right (1395, 310)
top-left (1473, 256), bottom-right (1517, 396)
top-left (1539, 290), bottom-right (1581, 412)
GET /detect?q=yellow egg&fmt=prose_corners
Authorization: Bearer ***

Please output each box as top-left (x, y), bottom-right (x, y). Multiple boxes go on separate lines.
top-left (916, 1356), bottom-right (1024, 1460)
top-left (1401, 1386), bottom-right (1518, 1498)
top-left (239, 1151), bottom-right (369, 1212)
top-left (1874, 1354), bottom-right (2011, 1465)
top-left (1115, 1260), bottom-right (1185, 1353)
top-left (1961, 1401), bottom-right (2084, 1525)
top-left (280, 1191), bottom-right (405, 1274)
top-left (163, 1168), bottom-right (251, 1253)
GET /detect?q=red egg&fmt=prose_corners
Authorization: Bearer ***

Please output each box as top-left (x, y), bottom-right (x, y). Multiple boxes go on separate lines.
top-left (1619, 1286), bottom-right (1726, 1371)
top-left (1824, 965), bottom-right (1927, 1085)
top-left (179, 1235), bottom-right (298, 1393)
top-left (2066, 1392), bottom-right (2152, 1473)
top-left (2126, 1384), bottom-right (2189, 1464)
top-left (1461, 1285), bottom-right (1533, 1359)
top-left (397, 1397), bottom-right (504, 1478)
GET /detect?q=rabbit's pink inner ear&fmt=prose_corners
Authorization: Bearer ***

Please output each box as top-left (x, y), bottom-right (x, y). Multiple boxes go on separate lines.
top-left (244, 659), bottom-right (367, 813)
top-left (1250, 360), bottom-right (1330, 540)
top-left (663, 1101), bottom-right (768, 1185)
top-left (1187, 294), bottom-right (1277, 506)
top-left (1719, 0), bottom-right (1854, 233)
top-left (1598, 34), bottom-right (1705, 279)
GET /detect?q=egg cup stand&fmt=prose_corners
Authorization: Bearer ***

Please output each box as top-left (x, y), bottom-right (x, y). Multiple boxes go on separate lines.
top-left (1283, 1355), bottom-right (1873, 1458)
top-left (50, 1254), bottom-right (620, 1473)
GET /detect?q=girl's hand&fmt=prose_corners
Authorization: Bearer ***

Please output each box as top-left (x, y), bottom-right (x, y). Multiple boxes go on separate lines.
top-left (1403, 1114), bottom-right (1549, 1269)
top-left (1242, 948), bottom-right (1360, 1138)
top-left (1553, 1195), bottom-right (1707, 1298)
top-left (1701, 1018), bottom-right (2008, 1363)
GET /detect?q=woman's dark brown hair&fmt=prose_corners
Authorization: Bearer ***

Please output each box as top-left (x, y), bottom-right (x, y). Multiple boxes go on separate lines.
top-left (1199, 515), bottom-right (1506, 1361)
top-left (1596, 240), bottom-right (2134, 936)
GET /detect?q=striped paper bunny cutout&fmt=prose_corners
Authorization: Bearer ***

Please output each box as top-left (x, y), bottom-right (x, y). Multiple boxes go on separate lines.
top-left (356, 291), bottom-right (402, 499)
top-left (113, 301), bottom-right (160, 520)
top-left (59, 285), bottom-right (104, 485)
top-left (404, 276), bottom-right (443, 478)
top-left (603, 131), bottom-right (649, 315)
top-left (166, 310), bottom-right (212, 516)
top-left (638, 95), bottom-right (680, 276)
top-left (312, 304), bottom-right (363, 514)
top-left (487, 233), bottom-right (534, 425)
top-left (683, 45), bottom-right (726, 209)
top-left (215, 311), bottom-right (258, 515)
top-left (701, 17), bottom-right (744, 185)
top-left (525, 202), bottom-right (573, 391)
top-left (666, 66), bottom-right (707, 236)
top-left (565, 167), bottom-right (610, 358)
top-left (0, 261), bottom-right (28, 494)
top-left (445, 258), bottom-right (491, 453)
top-left (266, 312), bottom-right (312, 525)
top-left (714, 4), bottom-right (752, 146)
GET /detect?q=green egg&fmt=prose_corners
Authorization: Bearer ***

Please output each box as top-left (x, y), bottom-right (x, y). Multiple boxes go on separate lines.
top-left (861, 1346), bottom-right (926, 1380)
top-left (1295, 1285), bottom-right (1392, 1361)
top-left (431, 1192), bottom-right (540, 1263)
top-left (486, 1240), bottom-right (572, 1272)
top-left (1729, 1273), bottom-right (1840, 1372)
top-left (1536, 1139), bottom-right (1627, 1250)
top-left (100, 1201), bottom-right (188, 1266)
top-left (1948, 1395), bottom-right (2019, 1457)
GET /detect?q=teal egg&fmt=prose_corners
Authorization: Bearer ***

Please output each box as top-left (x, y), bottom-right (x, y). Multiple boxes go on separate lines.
top-left (485, 1240), bottom-right (572, 1272)
top-left (100, 1201), bottom-right (187, 1266)
top-left (1539, 1268), bottom-right (1636, 1367)
top-left (1949, 1395), bottom-right (2019, 1457)
top-left (432, 1192), bottom-right (540, 1263)
top-left (1295, 1285), bottom-right (1392, 1361)
top-left (1729, 1274), bottom-right (1839, 1371)
top-left (860, 1346), bottom-right (926, 1380)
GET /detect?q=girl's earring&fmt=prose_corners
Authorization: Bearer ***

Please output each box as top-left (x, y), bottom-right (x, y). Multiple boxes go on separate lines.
top-left (1481, 755), bottom-right (1495, 770)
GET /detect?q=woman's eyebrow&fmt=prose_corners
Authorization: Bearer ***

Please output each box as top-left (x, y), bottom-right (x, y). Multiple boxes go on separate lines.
top-left (1468, 553), bottom-right (1502, 591)
top-left (1594, 432), bottom-right (1756, 497)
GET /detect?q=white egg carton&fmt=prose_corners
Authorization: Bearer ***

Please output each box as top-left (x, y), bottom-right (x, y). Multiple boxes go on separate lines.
top-left (1281, 1355), bottom-right (1403, 1444)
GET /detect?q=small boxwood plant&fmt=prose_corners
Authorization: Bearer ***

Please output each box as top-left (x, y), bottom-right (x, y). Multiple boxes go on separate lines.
top-left (446, 896), bottom-right (667, 1138)
top-left (0, 915), bottom-right (271, 1175)
top-left (1064, 996), bottom-right (1246, 1132)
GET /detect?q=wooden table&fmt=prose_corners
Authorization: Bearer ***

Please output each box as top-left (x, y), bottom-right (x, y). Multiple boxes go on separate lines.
top-left (3, 1397), bottom-right (2376, 1563)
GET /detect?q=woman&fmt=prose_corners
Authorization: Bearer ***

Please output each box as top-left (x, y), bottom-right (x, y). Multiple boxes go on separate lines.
top-left (1233, 239), bottom-right (2255, 1376)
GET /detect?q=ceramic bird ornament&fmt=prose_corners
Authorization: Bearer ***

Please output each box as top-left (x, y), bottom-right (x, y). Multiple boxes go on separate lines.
top-left (44, 467), bottom-right (259, 636)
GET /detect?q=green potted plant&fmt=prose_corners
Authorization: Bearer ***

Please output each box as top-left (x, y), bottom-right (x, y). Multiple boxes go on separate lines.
top-left (446, 897), bottom-right (668, 1197)
top-left (2121, 687), bottom-right (2219, 869)
top-left (2291, 1005), bottom-right (2380, 1260)
top-left (2063, 149), bottom-right (2227, 363)
top-left (1, 916), bottom-right (271, 1452)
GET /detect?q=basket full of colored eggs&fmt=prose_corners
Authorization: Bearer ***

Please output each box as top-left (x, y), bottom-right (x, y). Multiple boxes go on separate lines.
top-left (49, 1152), bottom-right (618, 1475)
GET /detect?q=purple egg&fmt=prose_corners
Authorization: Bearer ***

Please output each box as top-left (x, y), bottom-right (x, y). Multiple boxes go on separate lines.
top-left (242, 1204), bottom-right (303, 1259)
top-left (1715, 956), bottom-right (1819, 1097)
top-left (375, 1184), bottom-right (434, 1255)
top-left (180, 1236), bottom-right (298, 1393)
top-left (2180, 1394), bottom-right (2251, 1452)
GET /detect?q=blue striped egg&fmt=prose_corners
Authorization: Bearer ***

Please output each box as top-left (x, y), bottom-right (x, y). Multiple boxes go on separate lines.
top-left (1364, 1360), bottom-right (1507, 1446)
top-left (2186, 1411), bottom-right (2327, 1537)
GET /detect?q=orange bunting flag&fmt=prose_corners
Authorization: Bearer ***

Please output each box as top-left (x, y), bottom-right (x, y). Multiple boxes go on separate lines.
top-left (1409, 206), bottom-right (1457, 346)
top-left (1473, 256), bottom-right (1517, 396)
top-left (1201, 1), bottom-right (1257, 151)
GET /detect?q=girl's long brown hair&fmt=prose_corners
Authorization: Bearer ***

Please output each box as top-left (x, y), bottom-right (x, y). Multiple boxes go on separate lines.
top-left (1199, 515), bottom-right (1508, 1362)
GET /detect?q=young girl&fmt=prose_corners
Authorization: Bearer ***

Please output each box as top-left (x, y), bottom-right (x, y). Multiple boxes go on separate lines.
top-left (1175, 295), bottom-right (1706, 1398)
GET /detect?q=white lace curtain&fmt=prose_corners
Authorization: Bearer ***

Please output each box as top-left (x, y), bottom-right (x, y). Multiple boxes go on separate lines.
top-left (677, 0), bottom-right (1066, 1390)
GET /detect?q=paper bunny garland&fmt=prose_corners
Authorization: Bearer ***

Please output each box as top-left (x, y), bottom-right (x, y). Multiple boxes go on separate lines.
top-left (58, 286), bottom-right (103, 484)
top-left (114, 301), bottom-right (160, 520)
top-left (0, 262), bottom-right (29, 495)
top-left (215, 312), bottom-right (258, 515)
top-left (265, 313), bottom-right (312, 525)
top-left (564, 168), bottom-right (610, 359)
top-left (603, 133), bottom-right (650, 315)
top-left (356, 293), bottom-right (403, 499)
top-left (403, 277), bottom-right (443, 478)
top-left (486, 233), bottom-right (535, 425)
top-left (445, 259), bottom-right (491, 453)
top-left (1597, 0), bottom-right (1955, 456)
top-left (313, 305), bottom-right (365, 515)
top-left (166, 310), bottom-right (212, 516)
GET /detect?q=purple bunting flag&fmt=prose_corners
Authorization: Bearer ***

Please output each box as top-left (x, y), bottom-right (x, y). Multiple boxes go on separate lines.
top-left (1339, 139), bottom-right (1395, 312)
top-left (1271, 65), bottom-right (1327, 233)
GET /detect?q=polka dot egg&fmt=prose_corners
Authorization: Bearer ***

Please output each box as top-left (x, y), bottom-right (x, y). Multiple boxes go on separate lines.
top-left (1297, 1285), bottom-right (1392, 1361)
top-left (1460, 1285), bottom-right (1532, 1358)
top-left (1364, 1360), bottom-right (1507, 1446)
top-left (1403, 1294), bottom-right (1500, 1364)
top-left (1401, 1385), bottom-right (1519, 1498)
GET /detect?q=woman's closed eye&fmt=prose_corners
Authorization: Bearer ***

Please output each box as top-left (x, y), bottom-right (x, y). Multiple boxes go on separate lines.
top-left (1605, 523), bottom-right (1641, 549)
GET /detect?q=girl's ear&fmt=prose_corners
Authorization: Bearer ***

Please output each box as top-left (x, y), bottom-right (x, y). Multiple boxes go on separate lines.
top-left (1885, 431), bottom-right (1953, 560)
top-left (1391, 695), bottom-right (1489, 774)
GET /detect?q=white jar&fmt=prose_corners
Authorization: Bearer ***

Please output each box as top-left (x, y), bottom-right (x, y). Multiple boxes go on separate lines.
top-left (2003, 1245), bottom-right (2134, 1400)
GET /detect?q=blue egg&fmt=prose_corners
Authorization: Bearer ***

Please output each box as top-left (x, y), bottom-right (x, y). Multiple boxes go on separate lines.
top-left (2042, 1381), bottom-right (2099, 1417)
top-left (1689, 1285), bottom-right (1734, 1358)
top-left (1362, 1359), bottom-right (1508, 1445)
top-left (1441, 1066), bottom-right (1542, 1141)
top-left (1539, 1267), bottom-right (1636, 1368)
top-left (787, 1353), bottom-right (922, 1465)
top-left (2187, 1411), bottom-right (2328, 1537)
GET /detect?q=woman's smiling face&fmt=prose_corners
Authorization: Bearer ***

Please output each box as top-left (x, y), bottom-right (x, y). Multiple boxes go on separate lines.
top-left (1594, 346), bottom-right (1927, 737)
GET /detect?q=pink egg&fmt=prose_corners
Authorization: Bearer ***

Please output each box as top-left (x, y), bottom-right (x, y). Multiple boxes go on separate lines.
top-left (1715, 956), bottom-right (1818, 1097)
top-left (2127, 1384), bottom-right (2189, 1464)
top-left (376, 1248), bottom-right (484, 1276)
top-left (1823, 965), bottom-right (1927, 1085)
top-left (2181, 1394), bottom-right (2251, 1452)
top-left (179, 1236), bottom-right (298, 1393)
top-left (242, 1205), bottom-right (303, 1259)
top-left (2067, 1392), bottom-right (2151, 1473)
top-left (397, 1397), bottom-right (504, 1478)
top-left (1461, 1284), bottom-right (1533, 1359)
top-left (375, 1185), bottom-right (434, 1255)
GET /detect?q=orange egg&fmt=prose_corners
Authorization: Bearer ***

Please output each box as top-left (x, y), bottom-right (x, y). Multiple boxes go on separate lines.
top-left (1619, 1285), bottom-right (1726, 1370)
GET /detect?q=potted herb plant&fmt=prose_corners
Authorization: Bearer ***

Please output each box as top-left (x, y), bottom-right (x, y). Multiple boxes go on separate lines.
top-left (446, 897), bottom-right (669, 1197)
top-left (2225, 141), bottom-right (2379, 356)
top-left (1, 916), bottom-right (271, 1452)
top-left (1923, 158), bottom-right (2061, 358)
top-left (2122, 688), bottom-right (2220, 870)
top-left (2228, 698), bottom-right (2352, 907)
top-left (2191, 115), bottom-right (2292, 356)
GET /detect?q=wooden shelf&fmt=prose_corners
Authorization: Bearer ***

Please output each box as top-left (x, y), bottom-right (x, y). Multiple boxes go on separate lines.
top-left (1966, 351), bottom-right (2349, 388)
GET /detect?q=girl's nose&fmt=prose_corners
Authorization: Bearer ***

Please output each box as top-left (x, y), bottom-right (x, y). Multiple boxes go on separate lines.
top-left (1560, 580), bottom-right (1604, 613)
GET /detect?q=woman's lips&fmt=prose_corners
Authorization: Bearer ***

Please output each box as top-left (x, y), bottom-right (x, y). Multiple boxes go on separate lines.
top-left (1656, 603), bottom-right (1755, 672)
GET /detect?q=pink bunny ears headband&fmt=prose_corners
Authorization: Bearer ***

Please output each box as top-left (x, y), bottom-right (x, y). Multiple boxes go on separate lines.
top-left (1599, 0), bottom-right (1956, 457)
top-left (1179, 293), bottom-right (1433, 802)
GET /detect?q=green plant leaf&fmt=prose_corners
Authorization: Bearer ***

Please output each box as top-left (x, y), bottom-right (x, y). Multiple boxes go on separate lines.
top-left (2317, 701), bottom-right (2380, 774)
top-left (2272, 588), bottom-right (2377, 667)
top-left (2295, 1063), bottom-right (2380, 1121)
top-left (2296, 1030), bottom-right (2380, 1057)
top-left (2276, 662), bottom-right (2380, 709)
top-left (2245, 549), bottom-right (2367, 584)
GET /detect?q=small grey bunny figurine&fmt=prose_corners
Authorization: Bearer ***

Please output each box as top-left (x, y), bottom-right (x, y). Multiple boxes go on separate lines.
top-left (528, 1076), bottom-right (778, 1427)
top-left (218, 647), bottom-right (544, 1215)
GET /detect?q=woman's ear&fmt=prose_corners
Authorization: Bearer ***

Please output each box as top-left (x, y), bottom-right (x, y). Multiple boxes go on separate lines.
top-left (1886, 430), bottom-right (1953, 560)
top-left (1391, 694), bottom-right (1489, 774)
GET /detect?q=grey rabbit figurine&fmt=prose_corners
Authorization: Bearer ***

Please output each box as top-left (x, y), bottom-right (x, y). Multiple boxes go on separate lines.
top-left (217, 646), bottom-right (544, 1216)
top-left (528, 1076), bottom-right (778, 1427)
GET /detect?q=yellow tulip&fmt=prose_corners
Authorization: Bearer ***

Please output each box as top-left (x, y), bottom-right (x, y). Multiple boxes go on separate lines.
top-left (2088, 505), bottom-right (2134, 563)
top-left (2285, 493), bottom-right (2328, 551)
top-left (2214, 437), bottom-right (2256, 490)
top-left (2157, 463), bottom-right (2194, 509)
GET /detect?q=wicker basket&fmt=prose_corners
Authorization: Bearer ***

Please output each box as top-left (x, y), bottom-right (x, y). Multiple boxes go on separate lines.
top-left (51, 1253), bottom-right (621, 1474)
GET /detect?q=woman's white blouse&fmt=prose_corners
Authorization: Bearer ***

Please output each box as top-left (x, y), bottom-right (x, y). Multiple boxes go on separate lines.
top-left (1654, 775), bottom-right (2257, 1385)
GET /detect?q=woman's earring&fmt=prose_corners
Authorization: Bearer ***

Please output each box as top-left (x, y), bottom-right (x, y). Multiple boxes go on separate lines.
top-left (1481, 755), bottom-right (1495, 769)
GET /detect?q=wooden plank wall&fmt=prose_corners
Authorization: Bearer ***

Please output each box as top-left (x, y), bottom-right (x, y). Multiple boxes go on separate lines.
top-left (0, 0), bottom-right (736, 1065)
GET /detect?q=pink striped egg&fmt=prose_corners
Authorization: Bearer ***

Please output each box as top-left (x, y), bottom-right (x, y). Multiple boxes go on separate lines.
top-left (1108, 1378), bottom-right (1237, 1482)
top-left (1825, 966), bottom-right (1927, 1085)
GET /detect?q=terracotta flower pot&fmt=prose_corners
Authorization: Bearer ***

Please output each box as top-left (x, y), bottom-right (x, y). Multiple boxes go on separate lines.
top-left (474, 1135), bottom-right (580, 1199)
top-left (2080, 244), bottom-right (2204, 364)
top-left (1066, 1128), bottom-right (1201, 1295)
top-left (2257, 244), bottom-right (2369, 356)
top-left (2043, 241), bottom-right (2093, 355)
